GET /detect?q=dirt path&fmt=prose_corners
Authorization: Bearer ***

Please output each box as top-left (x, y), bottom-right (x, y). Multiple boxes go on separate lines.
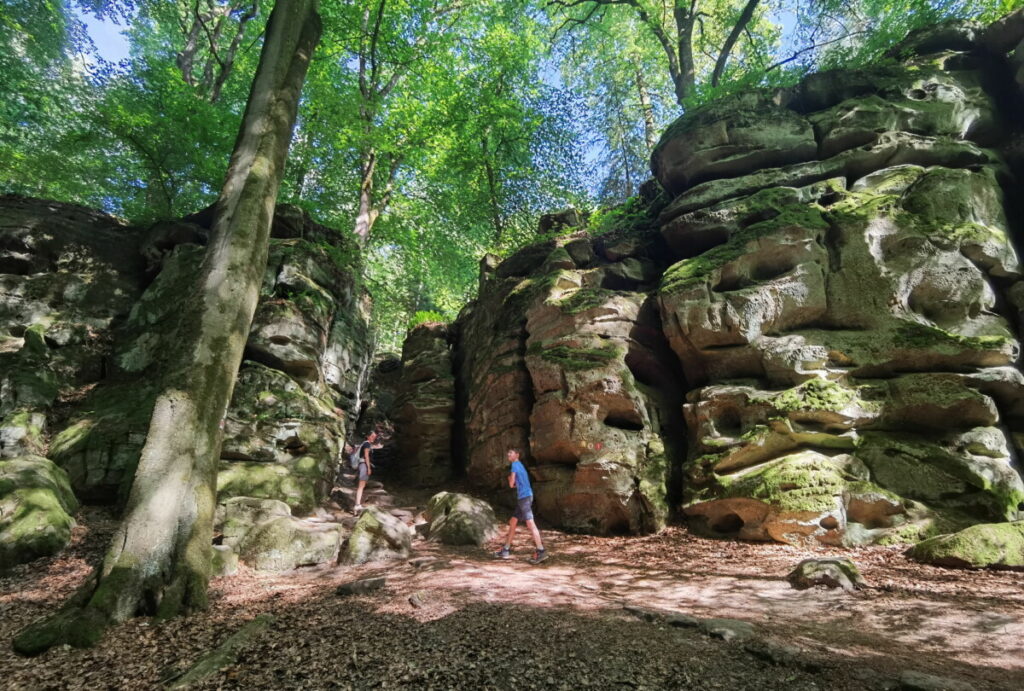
top-left (2, 499), bottom-right (1022, 689)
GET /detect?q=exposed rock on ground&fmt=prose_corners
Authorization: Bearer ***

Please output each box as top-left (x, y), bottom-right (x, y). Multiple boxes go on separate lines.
top-left (0, 455), bottom-right (78, 567)
top-left (788, 557), bottom-right (867, 590)
top-left (909, 521), bottom-right (1024, 569)
top-left (342, 506), bottom-right (414, 565)
top-left (423, 491), bottom-right (498, 546)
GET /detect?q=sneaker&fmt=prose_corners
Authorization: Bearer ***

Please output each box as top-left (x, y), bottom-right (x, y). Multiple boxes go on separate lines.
top-left (493, 545), bottom-right (511, 559)
top-left (528, 549), bottom-right (549, 565)
top-left (352, 504), bottom-right (363, 513)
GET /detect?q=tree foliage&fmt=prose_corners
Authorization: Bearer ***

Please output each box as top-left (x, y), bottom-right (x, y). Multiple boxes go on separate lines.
top-left (2, 0), bottom-right (1022, 349)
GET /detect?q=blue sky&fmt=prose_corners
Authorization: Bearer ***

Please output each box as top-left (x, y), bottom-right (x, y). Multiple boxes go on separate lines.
top-left (77, 8), bottom-right (131, 63)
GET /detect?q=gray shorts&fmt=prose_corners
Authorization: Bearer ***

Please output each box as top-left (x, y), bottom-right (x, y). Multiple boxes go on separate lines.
top-left (358, 462), bottom-right (369, 483)
top-left (513, 496), bottom-right (534, 522)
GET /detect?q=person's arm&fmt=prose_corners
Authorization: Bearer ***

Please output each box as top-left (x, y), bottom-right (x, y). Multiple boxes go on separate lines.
top-left (363, 444), bottom-right (372, 473)
top-left (508, 468), bottom-right (516, 489)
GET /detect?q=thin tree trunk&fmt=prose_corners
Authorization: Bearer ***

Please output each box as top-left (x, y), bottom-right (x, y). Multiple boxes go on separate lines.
top-left (673, 2), bottom-right (697, 104)
top-left (177, 1), bottom-right (207, 85)
top-left (13, 0), bottom-right (322, 656)
top-left (711, 0), bottom-right (760, 87)
top-left (211, 3), bottom-right (258, 103)
top-left (353, 148), bottom-right (378, 242)
top-left (633, 65), bottom-right (657, 152)
top-left (481, 137), bottom-right (504, 242)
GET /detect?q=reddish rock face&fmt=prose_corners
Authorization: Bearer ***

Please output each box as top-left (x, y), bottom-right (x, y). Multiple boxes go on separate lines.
top-left (446, 15), bottom-right (1024, 542)
top-left (394, 323), bottom-right (455, 487)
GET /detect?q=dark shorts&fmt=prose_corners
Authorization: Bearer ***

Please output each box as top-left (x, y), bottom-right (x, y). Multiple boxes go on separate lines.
top-left (358, 462), bottom-right (369, 483)
top-left (513, 495), bottom-right (534, 522)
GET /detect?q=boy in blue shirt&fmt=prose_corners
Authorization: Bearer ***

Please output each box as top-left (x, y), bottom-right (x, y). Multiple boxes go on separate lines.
top-left (493, 448), bottom-right (548, 563)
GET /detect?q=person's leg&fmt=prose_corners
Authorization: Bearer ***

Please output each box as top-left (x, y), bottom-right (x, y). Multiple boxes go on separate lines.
top-left (355, 462), bottom-right (368, 509)
top-left (504, 517), bottom-right (519, 547)
top-left (526, 518), bottom-right (543, 551)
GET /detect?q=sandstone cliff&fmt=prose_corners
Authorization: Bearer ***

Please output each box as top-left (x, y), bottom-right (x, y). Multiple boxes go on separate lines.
top-left (398, 16), bottom-right (1024, 544)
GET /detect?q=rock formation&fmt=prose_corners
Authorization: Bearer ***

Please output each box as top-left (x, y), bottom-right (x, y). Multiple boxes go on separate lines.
top-left (393, 323), bottom-right (455, 487)
top-left (0, 197), bottom-right (374, 567)
top-left (410, 14), bottom-right (1024, 542)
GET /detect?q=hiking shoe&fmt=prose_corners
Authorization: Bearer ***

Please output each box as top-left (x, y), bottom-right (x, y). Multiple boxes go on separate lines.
top-left (528, 549), bottom-right (549, 565)
top-left (493, 545), bottom-right (511, 559)
top-left (353, 504), bottom-right (363, 513)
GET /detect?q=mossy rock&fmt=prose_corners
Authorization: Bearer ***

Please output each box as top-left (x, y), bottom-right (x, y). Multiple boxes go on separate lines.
top-left (342, 507), bottom-right (413, 565)
top-left (0, 409), bottom-right (47, 457)
top-left (237, 515), bottom-right (343, 572)
top-left (0, 455), bottom-right (78, 567)
top-left (48, 379), bottom-right (159, 505)
top-left (424, 492), bottom-right (498, 546)
top-left (909, 521), bottom-right (1024, 569)
top-left (216, 458), bottom-right (325, 515)
top-left (717, 451), bottom-right (848, 514)
top-left (525, 340), bottom-right (621, 372)
top-left (660, 189), bottom-right (828, 294)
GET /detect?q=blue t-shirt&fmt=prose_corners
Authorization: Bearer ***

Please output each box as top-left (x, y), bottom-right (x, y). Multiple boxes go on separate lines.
top-left (510, 460), bottom-right (532, 499)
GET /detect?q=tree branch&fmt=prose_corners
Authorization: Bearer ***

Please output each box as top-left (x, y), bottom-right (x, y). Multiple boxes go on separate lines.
top-left (711, 0), bottom-right (760, 87)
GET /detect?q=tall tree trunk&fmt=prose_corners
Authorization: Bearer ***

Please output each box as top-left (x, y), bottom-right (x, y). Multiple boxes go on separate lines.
top-left (633, 65), bottom-right (657, 152)
top-left (210, 4), bottom-right (258, 103)
top-left (13, 0), bottom-right (322, 657)
top-left (481, 137), bottom-right (504, 243)
top-left (711, 0), bottom-right (760, 87)
top-left (672, 2), bottom-right (697, 105)
top-left (353, 148), bottom-right (378, 242)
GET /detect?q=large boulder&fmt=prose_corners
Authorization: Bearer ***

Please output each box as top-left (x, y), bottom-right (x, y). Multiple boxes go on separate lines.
top-left (0, 455), bottom-right (78, 567)
top-left (341, 507), bottom-right (414, 565)
top-left (236, 515), bottom-right (344, 572)
top-left (424, 492), bottom-right (499, 546)
top-left (27, 203), bottom-right (374, 510)
top-left (215, 496), bottom-right (292, 547)
top-left (447, 17), bottom-right (1024, 540)
top-left (909, 521), bottom-right (1024, 569)
top-left (651, 93), bottom-right (817, 195)
top-left (664, 137), bottom-right (1024, 544)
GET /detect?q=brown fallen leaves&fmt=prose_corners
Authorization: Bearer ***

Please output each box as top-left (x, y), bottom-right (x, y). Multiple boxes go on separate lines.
top-left (2, 504), bottom-right (1023, 689)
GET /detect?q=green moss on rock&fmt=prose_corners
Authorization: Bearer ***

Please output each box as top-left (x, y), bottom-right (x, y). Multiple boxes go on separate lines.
top-left (770, 379), bottom-right (857, 413)
top-left (910, 521), bottom-right (1024, 569)
top-left (216, 459), bottom-right (323, 514)
top-left (661, 192), bottom-right (828, 294)
top-left (526, 341), bottom-right (620, 372)
top-left (552, 286), bottom-right (615, 315)
top-left (718, 452), bottom-right (846, 514)
top-left (0, 455), bottom-right (78, 567)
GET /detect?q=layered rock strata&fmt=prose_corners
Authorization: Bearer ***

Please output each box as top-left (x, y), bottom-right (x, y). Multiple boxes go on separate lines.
top-left (394, 323), bottom-right (455, 486)
top-left (443, 12), bottom-right (1024, 541)
top-left (655, 18), bottom-right (1024, 544)
top-left (0, 199), bottom-right (374, 565)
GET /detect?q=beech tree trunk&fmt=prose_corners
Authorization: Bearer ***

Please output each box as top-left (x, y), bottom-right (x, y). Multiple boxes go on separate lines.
top-left (13, 0), bottom-right (322, 656)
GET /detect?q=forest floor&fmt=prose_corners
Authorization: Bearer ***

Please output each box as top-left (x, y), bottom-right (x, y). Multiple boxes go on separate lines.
top-left (2, 492), bottom-right (1023, 690)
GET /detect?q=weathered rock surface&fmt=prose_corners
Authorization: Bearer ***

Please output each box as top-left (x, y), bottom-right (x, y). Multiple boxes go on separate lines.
top-left (0, 200), bottom-right (374, 519)
top-left (909, 521), bottom-right (1024, 569)
top-left (217, 363), bottom-right (342, 513)
top-left (424, 491), bottom-right (498, 546)
top-left (788, 558), bottom-right (866, 591)
top-left (342, 506), bottom-right (414, 565)
top-left (655, 28), bottom-right (1024, 545)
top-left (237, 515), bottom-right (344, 572)
top-left (394, 324), bottom-right (454, 487)
top-left (0, 455), bottom-right (78, 567)
top-left (441, 12), bottom-right (1024, 540)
